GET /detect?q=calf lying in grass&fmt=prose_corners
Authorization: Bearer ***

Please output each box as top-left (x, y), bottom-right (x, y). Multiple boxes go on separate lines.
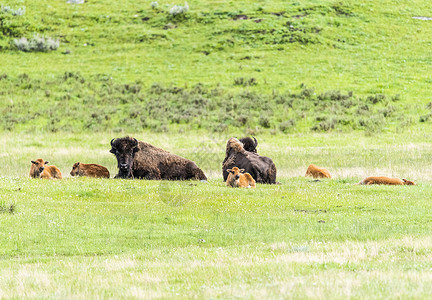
top-left (305, 164), bottom-right (332, 179)
top-left (70, 162), bottom-right (110, 178)
top-left (358, 176), bottom-right (416, 185)
top-left (30, 158), bottom-right (62, 179)
top-left (226, 167), bottom-right (256, 188)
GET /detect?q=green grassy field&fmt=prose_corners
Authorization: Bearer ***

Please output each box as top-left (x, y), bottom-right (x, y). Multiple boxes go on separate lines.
top-left (1, 131), bottom-right (432, 297)
top-left (2, 0), bottom-right (432, 298)
top-left (2, 175), bottom-right (432, 298)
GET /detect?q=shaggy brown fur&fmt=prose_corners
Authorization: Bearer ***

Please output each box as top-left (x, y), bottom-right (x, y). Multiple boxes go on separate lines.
top-left (30, 158), bottom-right (62, 179)
top-left (305, 164), bottom-right (332, 179)
top-left (110, 136), bottom-right (207, 180)
top-left (222, 137), bottom-right (277, 184)
top-left (358, 176), bottom-right (416, 185)
top-left (70, 162), bottom-right (110, 178)
top-left (226, 167), bottom-right (256, 188)
top-left (225, 137), bottom-right (246, 155)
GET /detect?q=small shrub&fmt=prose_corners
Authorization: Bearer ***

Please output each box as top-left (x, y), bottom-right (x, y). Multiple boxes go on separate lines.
top-left (312, 118), bottom-right (336, 131)
top-left (275, 94), bottom-right (293, 106)
top-left (317, 90), bottom-right (351, 101)
top-left (356, 104), bottom-right (369, 115)
top-left (367, 94), bottom-right (386, 104)
top-left (233, 77), bottom-right (257, 86)
top-left (279, 119), bottom-right (296, 133)
top-left (419, 113), bottom-right (431, 123)
top-left (66, 0), bottom-right (85, 4)
top-left (169, 2), bottom-right (189, 16)
top-left (379, 105), bottom-right (395, 118)
top-left (236, 115), bottom-right (248, 126)
top-left (300, 86), bottom-right (314, 98)
top-left (337, 116), bottom-right (353, 126)
top-left (259, 115), bottom-right (271, 128)
top-left (1, 5), bottom-right (25, 16)
top-left (358, 115), bottom-right (385, 133)
top-left (0, 200), bottom-right (16, 214)
top-left (14, 35), bottom-right (60, 52)
top-left (392, 94), bottom-right (401, 102)
top-left (151, 2), bottom-right (158, 9)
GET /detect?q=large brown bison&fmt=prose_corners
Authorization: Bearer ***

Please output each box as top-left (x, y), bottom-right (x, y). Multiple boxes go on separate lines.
top-left (222, 137), bottom-right (277, 184)
top-left (70, 162), bottom-right (110, 178)
top-left (30, 158), bottom-right (62, 179)
top-left (110, 136), bottom-right (207, 180)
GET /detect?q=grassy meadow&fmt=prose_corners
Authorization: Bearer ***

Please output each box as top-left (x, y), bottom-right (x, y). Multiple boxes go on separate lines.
top-left (2, 0), bottom-right (432, 298)
top-left (2, 131), bottom-right (432, 298)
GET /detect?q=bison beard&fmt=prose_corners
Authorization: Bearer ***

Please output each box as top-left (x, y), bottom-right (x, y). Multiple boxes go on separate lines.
top-left (222, 137), bottom-right (277, 184)
top-left (110, 136), bottom-right (207, 180)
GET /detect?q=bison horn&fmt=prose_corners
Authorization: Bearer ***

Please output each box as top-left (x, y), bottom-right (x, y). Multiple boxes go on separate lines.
top-left (133, 138), bottom-right (138, 147)
top-left (253, 136), bottom-right (258, 147)
top-left (110, 138), bottom-right (116, 147)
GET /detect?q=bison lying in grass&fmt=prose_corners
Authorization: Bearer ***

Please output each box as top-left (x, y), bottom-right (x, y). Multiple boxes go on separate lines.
top-left (226, 167), bottom-right (256, 188)
top-left (70, 162), bottom-right (110, 178)
top-left (358, 176), bottom-right (416, 185)
top-left (110, 136), bottom-right (207, 180)
top-left (222, 137), bottom-right (277, 184)
top-left (30, 158), bottom-right (62, 179)
top-left (305, 164), bottom-right (332, 179)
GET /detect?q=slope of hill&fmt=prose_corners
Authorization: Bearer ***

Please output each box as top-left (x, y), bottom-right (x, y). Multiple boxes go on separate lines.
top-left (1, 0), bottom-right (432, 132)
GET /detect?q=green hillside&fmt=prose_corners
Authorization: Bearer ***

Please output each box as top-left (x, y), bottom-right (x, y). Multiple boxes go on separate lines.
top-left (1, 0), bottom-right (432, 132)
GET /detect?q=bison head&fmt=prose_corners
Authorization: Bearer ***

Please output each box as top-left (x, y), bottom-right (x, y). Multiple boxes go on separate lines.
top-left (110, 137), bottom-right (139, 179)
top-left (227, 167), bottom-right (245, 179)
top-left (402, 179), bottom-right (416, 185)
top-left (70, 162), bottom-right (81, 176)
top-left (226, 167), bottom-right (245, 186)
top-left (239, 136), bottom-right (258, 153)
top-left (30, 158), bottom-right (48, 178)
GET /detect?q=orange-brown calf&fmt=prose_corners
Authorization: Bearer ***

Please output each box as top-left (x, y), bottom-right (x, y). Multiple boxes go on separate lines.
top-left (30, 158), bottom-right (62, 179)
top-left (305, 164), bottom-right (331, 179)
top-left (358, 176), bottom-right (415, 185)
top-left (226, 167), bottom-right (256, 188)
top-left (70, 162), bottom-right (110, 178)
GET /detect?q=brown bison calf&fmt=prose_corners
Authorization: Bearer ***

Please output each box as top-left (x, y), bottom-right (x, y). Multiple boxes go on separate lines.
top-left (70, 162), bottom-right (110, 178)
top-left (358, 176), bottom-right (416, 185)
top-left (305, 164), bottom-right (332, 179)
top-left (226, 167), bottom-right (256, 188)
top-left (30, 158), bottom-right (62, 179)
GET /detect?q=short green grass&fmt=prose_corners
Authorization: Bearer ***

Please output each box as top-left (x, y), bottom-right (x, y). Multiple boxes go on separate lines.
top-left (1, 131), bottom-right (432, 298)
top-left (1, 175), bottom-right (432, 298)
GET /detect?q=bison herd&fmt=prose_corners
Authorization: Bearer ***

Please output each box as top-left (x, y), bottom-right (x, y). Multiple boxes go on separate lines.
top-left (30, 136), bottom-right (416, 187)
